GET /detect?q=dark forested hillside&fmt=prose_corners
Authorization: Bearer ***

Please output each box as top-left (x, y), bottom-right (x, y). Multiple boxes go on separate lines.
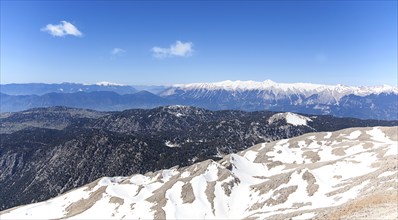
top-left (0, 106), bottom-right (396, 210)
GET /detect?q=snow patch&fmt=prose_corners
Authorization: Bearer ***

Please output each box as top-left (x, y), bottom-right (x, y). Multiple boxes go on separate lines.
top-left (378, 171), bottom-right (397, 178)
top-left (269, 112), bottom-right (312, 126)
top-left (95, 81), bottom-right (124, 86)
top-left (347, 130), bottom-right (361, 139)
top-left (165, 141), bottom-right (180, 148)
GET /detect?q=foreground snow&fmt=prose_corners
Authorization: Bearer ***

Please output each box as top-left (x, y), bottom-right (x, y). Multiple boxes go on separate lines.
top-left (1, 126), bottom-right (397, 219)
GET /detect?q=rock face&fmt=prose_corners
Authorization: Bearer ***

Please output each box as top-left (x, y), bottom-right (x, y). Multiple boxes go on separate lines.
top-left (0, 106), bottom-right (396, 211)
top-left (1, 126), bottom-right (396, 219)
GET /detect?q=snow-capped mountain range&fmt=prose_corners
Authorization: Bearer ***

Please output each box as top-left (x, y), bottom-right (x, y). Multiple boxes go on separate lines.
top-left (1, 80), bottom-right (397, 120)
top-left (161, 80), bottom-right (398, 106)
top-left (2, 126), bottom-right (396, 219)
top-left (160, 80), bottom-right (398, 120)
top-left (165, 80), bottom-right (397, 100)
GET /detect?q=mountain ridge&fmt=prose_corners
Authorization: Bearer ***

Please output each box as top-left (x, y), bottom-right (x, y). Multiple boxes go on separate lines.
top-left (1, 126), bottom-right (396, 219)
top-left (1, 80), bottom-right (397, 120)
top-left (0, 82), bottom-right (137, 96)
top-left (165, 80), bottom-right (398, 98)
top-left (0, 106), bottom-right (396, 211)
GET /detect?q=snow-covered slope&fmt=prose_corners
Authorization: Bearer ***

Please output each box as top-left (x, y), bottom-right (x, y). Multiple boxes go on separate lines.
top-left (268, 112), bottom-right (313, 126)
top-left (1, 126), bottom-right (397, 219)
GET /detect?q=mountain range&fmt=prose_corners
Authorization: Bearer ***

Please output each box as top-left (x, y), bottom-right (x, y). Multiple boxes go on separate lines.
top-left (1, 126), bottom-right (397, 219)
top-left (1, 80), bottom-right (397, 120)
top-left (0, 106), bottom-right (396, 211)
top-left (0, 82), bottom-right (138, 95)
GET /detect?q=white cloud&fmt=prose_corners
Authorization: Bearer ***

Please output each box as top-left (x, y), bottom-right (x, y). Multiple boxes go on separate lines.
top-left (151, 41), bottom-right (193, 58)
top-left (41, 21), bottom-right (82, 37)
top-left (111, 48), bottom-right (126, 55)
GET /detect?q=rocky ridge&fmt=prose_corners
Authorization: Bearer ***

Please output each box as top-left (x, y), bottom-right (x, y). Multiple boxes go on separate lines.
top-left (0, 106), bottom-right (396, 211)
top-left (1, 126), bottom-right (396, 219)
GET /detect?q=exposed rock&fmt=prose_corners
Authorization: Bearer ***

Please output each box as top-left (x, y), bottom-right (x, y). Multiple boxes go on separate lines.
top-left (0, 106), bottom-right (396, 211)
top-left (0, 126), bottom-right (397, 220)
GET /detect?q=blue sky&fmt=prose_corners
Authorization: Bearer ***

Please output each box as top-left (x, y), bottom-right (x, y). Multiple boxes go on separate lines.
top-left (1, 1), bottom-right (397, 86)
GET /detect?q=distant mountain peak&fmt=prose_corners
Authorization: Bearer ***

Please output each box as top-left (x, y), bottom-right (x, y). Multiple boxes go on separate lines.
top-left (95, 81), bottom-right (125, 86)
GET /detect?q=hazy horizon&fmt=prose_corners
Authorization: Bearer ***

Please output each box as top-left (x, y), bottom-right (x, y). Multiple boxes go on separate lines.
top-left (1, 79), bottom-right (397, 88)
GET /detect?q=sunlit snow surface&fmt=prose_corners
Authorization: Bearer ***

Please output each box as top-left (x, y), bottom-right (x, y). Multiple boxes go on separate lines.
top-left (268, 112), bottom-right (312, 126)
top-left (1, 126), bottom-right (397, 220)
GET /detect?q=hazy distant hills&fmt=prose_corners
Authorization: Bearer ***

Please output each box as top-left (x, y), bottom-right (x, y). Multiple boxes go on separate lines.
top-left (0, 90), bottom-right (169, 112)
top-left (1, 80), bottom-right (397, 120)
top-left (0, 82), bottom-right (138, 95)
top-left (0, 106), bottom-right (396, 210)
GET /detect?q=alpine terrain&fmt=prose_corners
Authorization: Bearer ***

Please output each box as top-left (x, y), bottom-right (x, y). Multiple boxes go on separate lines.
top-left (1, 80), bottom-right (397, 120)
top-left (0, 106), bottom-right (396, 211)
top-left (1, 126), bottom-right (396, 219)
top-left (160, 80), bottom-right (398, 120)
top-left (2, 1), bottom-right (396, 219)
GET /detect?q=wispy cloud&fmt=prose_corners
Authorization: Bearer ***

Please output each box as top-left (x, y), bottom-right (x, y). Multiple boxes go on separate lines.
top-left (111, 48), bottom-right (126, 55)
top-left (110, 48), bottom-right (126, 60)
top-left (151, 41), bottom-right (193, 58)
top-left (41, 21), bottom-right (82, 37)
